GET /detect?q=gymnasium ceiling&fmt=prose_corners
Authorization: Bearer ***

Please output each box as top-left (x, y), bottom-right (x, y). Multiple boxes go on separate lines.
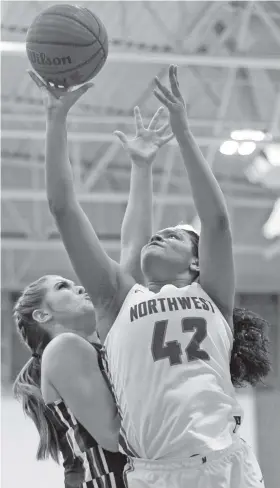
top-left (1, 1), bottom-right (280, 292)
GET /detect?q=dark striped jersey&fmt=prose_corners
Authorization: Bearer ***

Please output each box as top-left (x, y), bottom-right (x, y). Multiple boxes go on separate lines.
top-left (46, 342), bottom-right (127, 488)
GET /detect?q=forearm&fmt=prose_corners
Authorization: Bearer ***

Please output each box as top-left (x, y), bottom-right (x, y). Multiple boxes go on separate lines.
top-left (121, 162), bottom-right (153, 256)
top-left (176, 128), bottom-right (229, 226)
top-left (45, 113), bottom-right (76, 212)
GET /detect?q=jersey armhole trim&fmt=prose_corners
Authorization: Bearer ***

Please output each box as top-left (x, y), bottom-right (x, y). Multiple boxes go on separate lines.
top-left (104, 283), bottom-right (147, 342)
top-left (195, 282), bottom-right (234, 345)
top-left (46, 399), bottom-right (64, 408)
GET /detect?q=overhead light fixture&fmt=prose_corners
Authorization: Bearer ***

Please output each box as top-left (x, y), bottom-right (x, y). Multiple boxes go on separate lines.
top-left (231, 129), bottom-right (267, 142)
top-left (220, 140), bottom-right (239, 155)
top-left (0, 41), bottom-right (26, 52)
top-left (263, 198), bottom-right (280, 239)
top-left (265, 144), bottom-right (280, 166)
top-left (246, 146), bottom-right (280, 189)
top-left (245, 155), bottom-right (271, 182)
top-left (220, 129), bottom-right (271, 157)
top-left (238, 141), bottom-right (256, 156)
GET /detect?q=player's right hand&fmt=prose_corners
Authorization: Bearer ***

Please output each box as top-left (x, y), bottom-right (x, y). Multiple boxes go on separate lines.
top-left (27, 70), bottom-right (93, 120)
top-left (114, 106), bottom-right (173, 166)
top-left (153, 65), bottom-right (189, 141)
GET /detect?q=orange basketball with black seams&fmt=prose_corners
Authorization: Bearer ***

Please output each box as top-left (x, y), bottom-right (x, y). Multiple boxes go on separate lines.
top-left (26, 4), bottom-right (108, 88)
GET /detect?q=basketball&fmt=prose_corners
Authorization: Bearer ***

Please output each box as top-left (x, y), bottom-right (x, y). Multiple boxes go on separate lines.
top-left (26, 4), bottom-right (108, 88)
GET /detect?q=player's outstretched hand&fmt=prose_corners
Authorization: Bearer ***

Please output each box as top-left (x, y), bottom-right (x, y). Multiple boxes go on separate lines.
top-left (114, 106), bottom-right (173, 166)
top-left (153, 65), bottom-right (189, 139)
top-left (28, 70), bottom-right (93, 119)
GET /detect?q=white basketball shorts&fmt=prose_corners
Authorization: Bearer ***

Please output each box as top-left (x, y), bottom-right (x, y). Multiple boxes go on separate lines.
top-left (123, 438), bottom-right (264, 488)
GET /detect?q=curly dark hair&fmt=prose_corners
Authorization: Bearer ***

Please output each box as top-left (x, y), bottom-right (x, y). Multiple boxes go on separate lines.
top-left (230, 307), bottom-right (271, 388)
top-left (177, 224), bottom-right (271, 388)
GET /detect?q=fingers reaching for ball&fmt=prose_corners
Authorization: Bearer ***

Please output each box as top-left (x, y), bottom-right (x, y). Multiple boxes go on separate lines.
top-left (169, 65), bottom-right (181, 99)
top-left (153, 65), bottom-right (185, 111)
top-left (28, 69), bottom-right (94, 115)
top-left (154, 76), bottom-right (177, 109)
top-left (27, 70), bottom-right (60, 99)
top-left (114, 131), bottom-right (128, 147)
top-left (134, 106), bottom-right (145, 134)
top-left (148, 106), bottom-right (165, 131)
top-left (155, 121), bottom-right (171, 137)
top-left (27, 70), bottom-right (45, 89)
top-left (153, 65), bottom-right (189, 137)
top-left (66, 82), bottom-right (94, 106)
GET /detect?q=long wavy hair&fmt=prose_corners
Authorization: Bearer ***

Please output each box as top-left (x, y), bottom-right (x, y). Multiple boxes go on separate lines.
top-left (231, 307), bottom-right (271, 387)
top-left (179, 224), bottom-right (271, 386)
top-left (13, 276), bottom-right (61, 462)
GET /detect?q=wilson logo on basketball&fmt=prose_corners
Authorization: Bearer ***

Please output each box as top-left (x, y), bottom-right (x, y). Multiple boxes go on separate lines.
top-left (27, 50), bottom-right (72, 66)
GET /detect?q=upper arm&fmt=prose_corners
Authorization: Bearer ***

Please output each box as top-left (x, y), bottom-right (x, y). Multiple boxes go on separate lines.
top-left (52, 200), bottom-right (135, 310)
top-left (199, 217), bottom-right (235, 323)
top-left (120, 245), bottom-right (146, 285)
top-left (42, 333), bottom-right (120, 452)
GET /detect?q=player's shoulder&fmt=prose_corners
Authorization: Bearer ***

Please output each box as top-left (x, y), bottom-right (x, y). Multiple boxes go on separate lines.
top-left (196, 281), bottom-right (233, 328)
top-left (114, 264), bottom-right (137, 304)
top-left (120, 282), bottom-right (150, 304)
top-left (100, 282), bottom-right (148, 317)
top-left (42, 333), bottom-right (99, 375)
top-left (131, 283), bottom-right (148, 294)
top-left (44, 332), bottom-right (95, 354)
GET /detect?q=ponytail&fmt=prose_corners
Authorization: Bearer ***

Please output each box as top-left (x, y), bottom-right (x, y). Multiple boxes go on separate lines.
top-left (13, 276), bottom-right (62, 462)
top-left (13, 355), bottom-right (61, 462)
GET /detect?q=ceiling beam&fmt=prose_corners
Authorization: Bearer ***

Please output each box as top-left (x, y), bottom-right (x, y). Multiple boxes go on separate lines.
top-left (206, 68), bottom-right (237, 167)
top-left (2, 129), bottom-right (278, 146)
top-left (1, 190), bottom-right (194, 204)
top-left (269, 91), bottom-right (280, 135)
top-left (1, 239), bottom-right (265, 256)
top-left (1, 43), bottom-right (280, 69)
top-left (0, 239), bottom-right (120, 251)
top-left (2, 201), bottom-right (33, 236)
top-left (1, 189), bottom-right (275, 209)
top-left (1, 112), bottom-right (271, 130)
top-left (253, 2), bottom-right (280, 48)
top-left (154, 145), bottom-right (176, 230)
top-left (181, 1), bottom-right (222, 52)
top-left (1, 158), bottom-right (272, 196)
top-left (264, 239), bottom-right (280, 260)
top-left (83, 142), bottom-right (120, 190)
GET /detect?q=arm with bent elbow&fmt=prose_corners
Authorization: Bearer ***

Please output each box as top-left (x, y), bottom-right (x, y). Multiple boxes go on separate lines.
top-left (116, 106), bottom-right (173, 284)
top-left (154, 66), bottom-right (235, 321)
top-left (42, 334), bottom-right (120, 452)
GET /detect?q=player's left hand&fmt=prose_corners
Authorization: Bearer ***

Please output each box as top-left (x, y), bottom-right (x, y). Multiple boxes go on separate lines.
top-left (114, 106), bottom-right (174, 166)
top-left (28, 70), bottom-right (93, 120)
top-left (154, 65), bottom-right (189, 139)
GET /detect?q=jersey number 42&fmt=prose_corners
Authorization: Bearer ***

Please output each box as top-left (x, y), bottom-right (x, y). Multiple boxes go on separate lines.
top-left (151, 318), bottom-right (210, 366)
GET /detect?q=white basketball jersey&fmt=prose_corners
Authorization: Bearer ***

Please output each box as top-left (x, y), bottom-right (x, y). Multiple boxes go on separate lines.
top-left (104, 282), bottom-right (243, 460)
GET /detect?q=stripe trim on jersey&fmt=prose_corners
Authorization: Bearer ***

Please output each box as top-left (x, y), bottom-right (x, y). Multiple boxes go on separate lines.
top-left (119, 427), bottom-right (140, 458)
top-left (119, 436), bottom-right (135, 458)
top-left (101, 345), bottom-right (140, 459)
top-left (53, 401), bottom-right (84, 460)
top-left (100, 349), bottom-right (123, 421)
top-left (51, 402), bottom-right (120, 486)
top-left (84, 445), bottom-right (100, 481)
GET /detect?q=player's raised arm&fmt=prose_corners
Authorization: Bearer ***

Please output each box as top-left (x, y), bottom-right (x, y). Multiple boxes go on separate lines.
top-left (116, 106), bottom-right (173, 284)
top-left (29, 71), bottom-right (134, 317)
top-left (154, 66), bottom-right (235, 323)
